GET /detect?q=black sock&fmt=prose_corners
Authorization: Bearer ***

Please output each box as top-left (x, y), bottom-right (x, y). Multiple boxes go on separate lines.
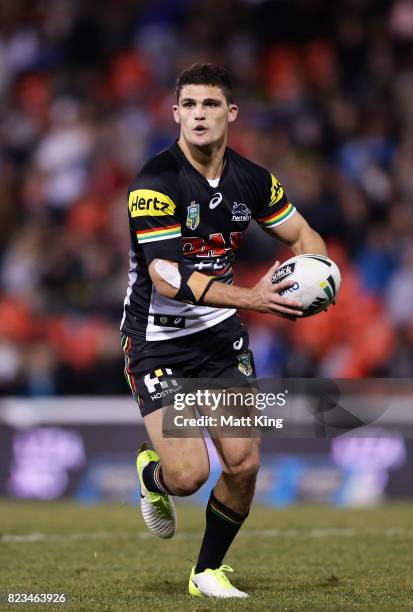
top-left (142, 461), bottom-right (172, 495)
top-left (195, 489), bottom-right (249, 573)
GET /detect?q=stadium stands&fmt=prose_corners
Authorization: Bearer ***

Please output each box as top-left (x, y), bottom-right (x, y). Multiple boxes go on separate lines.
top-left (1, 0), bottom-right (412, 396)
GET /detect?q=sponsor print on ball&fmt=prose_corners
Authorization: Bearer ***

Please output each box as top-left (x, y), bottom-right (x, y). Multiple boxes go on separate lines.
top-left (272, 254), bottom-right (341, 317)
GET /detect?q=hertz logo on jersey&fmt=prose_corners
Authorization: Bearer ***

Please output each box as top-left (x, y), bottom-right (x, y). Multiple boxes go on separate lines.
top-left (269, 174), bottom-right (284, 206)
top-left (129, 189), bottom-right (176, 217)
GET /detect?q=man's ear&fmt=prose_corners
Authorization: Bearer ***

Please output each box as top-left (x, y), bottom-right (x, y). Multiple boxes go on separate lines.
top-left (228, 104), bottom-right (238, 123)
top-left (172, 104), bottom-right (180, 124)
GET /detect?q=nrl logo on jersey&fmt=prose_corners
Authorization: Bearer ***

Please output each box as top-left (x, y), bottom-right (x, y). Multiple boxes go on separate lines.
top-left (237, 352), bottom-right (253, 376)
top-left (186, 201), bottom-right (200, 230)
top-left (232, 202), bottom-right (251, 222)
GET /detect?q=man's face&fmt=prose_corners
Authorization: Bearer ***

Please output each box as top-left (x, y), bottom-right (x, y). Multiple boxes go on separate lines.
top-left (173, 84), bottom-right (238, 148)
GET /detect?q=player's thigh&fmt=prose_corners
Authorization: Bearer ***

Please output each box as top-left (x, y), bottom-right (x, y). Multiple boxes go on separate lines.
top-left (144, 408), bottom-right (210, 484)
top-left (211, 435), bottom-right (261, 477)
top-left (196, 316), bottom-right (260, 476)
top-left (121, 332), bottom-right (210, 483)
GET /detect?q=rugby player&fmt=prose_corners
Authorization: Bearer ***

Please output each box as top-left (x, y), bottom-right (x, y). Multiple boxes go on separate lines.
top-left (121, 63), bottom-right (327, 598)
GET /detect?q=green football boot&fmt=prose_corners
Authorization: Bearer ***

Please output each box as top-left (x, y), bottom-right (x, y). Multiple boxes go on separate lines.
top-left (136, 442), bottom-right (176, 539)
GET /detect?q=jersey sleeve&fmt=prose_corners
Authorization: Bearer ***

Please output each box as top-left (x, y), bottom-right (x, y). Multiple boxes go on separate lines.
top-left (254, 171), bottom-right (297, 230)
top-left (128, 174), bottom-right (182, 265)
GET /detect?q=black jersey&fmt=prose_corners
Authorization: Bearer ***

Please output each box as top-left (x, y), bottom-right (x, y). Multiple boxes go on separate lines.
top-left (121, 142), bottom-right (296, 340)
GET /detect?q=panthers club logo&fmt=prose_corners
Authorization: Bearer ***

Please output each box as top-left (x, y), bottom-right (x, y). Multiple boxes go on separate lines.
top-left (232, 202), bottom-right (251, 222)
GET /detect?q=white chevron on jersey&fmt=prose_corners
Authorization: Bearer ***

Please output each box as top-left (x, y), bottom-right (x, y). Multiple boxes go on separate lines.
top-left (146, 287), bottom-right (235, 340)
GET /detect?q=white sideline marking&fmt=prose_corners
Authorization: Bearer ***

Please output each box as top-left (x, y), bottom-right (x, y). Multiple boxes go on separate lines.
top-left (1, 527), bottom-right (412, 544)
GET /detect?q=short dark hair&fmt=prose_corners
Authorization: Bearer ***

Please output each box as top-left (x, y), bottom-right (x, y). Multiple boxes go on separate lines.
top-left (176, 63), bottom-right (234, 103)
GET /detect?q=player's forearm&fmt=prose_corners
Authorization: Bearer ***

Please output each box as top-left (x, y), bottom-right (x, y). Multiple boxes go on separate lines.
top-left (150, 259), bottom-right (263, 311)
top-left (188, 270), bottom-right (299, 314)
top-left (191, 277), bottom-right (255, 310)
top-left (290, 226), bottom-right (327, 256)
top-left (189, 268), bottom-right (303, 316)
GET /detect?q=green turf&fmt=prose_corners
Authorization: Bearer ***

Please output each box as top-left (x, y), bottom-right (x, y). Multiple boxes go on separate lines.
top-left (0, 501), bottom-right (412, 611)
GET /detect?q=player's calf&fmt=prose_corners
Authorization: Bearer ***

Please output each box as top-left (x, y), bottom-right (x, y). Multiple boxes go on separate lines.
top-left (163, 467), bottom-right (209, 497)
top-left (214, 442), bottom-right (260, 513)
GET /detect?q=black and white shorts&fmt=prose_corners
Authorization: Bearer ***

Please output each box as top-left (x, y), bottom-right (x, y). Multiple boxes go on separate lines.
top-left (121, 314), bottom-right (256, 417)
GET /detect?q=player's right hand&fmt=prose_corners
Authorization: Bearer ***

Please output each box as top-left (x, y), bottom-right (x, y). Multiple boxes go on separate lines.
top-left (251, 260), bottom-right (304, 319)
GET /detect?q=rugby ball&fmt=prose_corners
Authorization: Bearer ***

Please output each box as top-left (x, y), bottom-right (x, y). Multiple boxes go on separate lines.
top-left (272, 254), bottom-right (341, 317)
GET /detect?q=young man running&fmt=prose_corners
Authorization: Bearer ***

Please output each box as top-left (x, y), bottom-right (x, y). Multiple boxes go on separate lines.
top-left (121, 63), bottom-right (327, 598)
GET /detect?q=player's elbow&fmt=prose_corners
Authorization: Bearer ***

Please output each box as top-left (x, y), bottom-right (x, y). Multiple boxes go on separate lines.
top-left (293, 226), bottom-right (327, 256)
top-left (155, 279), bottom-right (176, 299)
top-left (149, 258), bottom-right (180, 299)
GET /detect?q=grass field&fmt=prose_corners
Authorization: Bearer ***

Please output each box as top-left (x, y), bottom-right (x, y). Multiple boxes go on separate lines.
top-left (0, 501), bottom-right (412, 611)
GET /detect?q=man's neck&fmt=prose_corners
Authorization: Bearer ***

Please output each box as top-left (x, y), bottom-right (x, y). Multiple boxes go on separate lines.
top-left (177, 137), bottom-right (226, 181)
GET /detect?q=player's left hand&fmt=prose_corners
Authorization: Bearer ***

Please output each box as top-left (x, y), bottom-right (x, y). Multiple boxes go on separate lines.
top-left (251, 260), bottom-right (304, 319)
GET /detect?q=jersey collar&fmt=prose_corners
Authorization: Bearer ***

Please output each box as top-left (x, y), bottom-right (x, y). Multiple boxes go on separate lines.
top-left (170, 141), bottom-right (231, 189)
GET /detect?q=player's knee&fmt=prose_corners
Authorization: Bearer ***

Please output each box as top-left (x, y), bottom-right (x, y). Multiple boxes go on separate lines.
top-left (168, 468), bottom-right (209, 496)
top-left (225, 454), bottom-right (260, 480)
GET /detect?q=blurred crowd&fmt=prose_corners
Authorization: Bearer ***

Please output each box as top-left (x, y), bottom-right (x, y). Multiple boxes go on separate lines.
top-left (1, 0), bottom-right (413, 397)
